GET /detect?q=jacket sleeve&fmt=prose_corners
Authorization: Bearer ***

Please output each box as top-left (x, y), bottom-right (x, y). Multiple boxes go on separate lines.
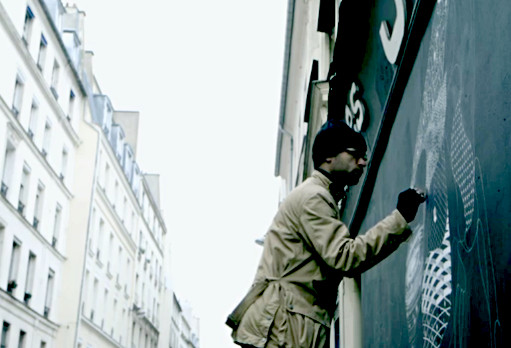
top-left (299, 192), bottom-right (411, 275)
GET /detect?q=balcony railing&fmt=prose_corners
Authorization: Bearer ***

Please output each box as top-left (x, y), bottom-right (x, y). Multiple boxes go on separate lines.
top-left (7, 280), bottom-right (17, 293)
top-left (33, 217), bottom-right (39, 230)
top-left (1, 182), bottom-right (8, 197)
top-left (17, 201), bottom-right (25, 215)
top-left (24, 292), bottom-right (32, 304)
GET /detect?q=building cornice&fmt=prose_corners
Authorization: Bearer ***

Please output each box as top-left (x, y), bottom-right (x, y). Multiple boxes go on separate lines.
top-left (37, 0), bottom-right (87, 96)
top-left (0, 193), bottom-right (67, 262)
top-left (81, 316), bottom-right (124, 348)
top-left (0, 288), bottom-right (61, 332)
top-left (0, 98), bottom-right (74, 201)
top-left (96, 183), bottom-right (138, 254)
top-left (96, 134), bottom-right (163, 256)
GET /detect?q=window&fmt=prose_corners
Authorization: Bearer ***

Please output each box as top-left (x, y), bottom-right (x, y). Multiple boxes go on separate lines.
top-left (40, 341), bottom-right (46, 348)
top-left (113, 180), bottom-right (119, 210)
top-left (102, 289), bottom-right (108, 328)
top-left (60, 147), bottom-right (68, 181)
top-left (1, 140), bottom-right (16, 198)
top-left (125, 258), bottom-right (130, 293)
top-left (135, 273), bottom-right (139, 304)
top-left (131, 321), bottom-right (136, 348)
top-left (8, 239), bottom-right (21, 294)
top-left (18, 165), bottom-right (30, 216)
top-left (130, 211), bottom-right (135, 232)
top-left (103, 163), bottom-right (110, 190)
top-left (52, 204), bottom-right (62, 247)
top-left (88, 208), bottom-right (96, 252)
top-left (82, 270), bottom-right (89, 314)
top-left (17, 330), bottom-right (26, 348)
top-left (44, 269), bottom-right (55, 317)
top-left (42, 120), bottom-right (51, 157)
top-left (37, 35), bottom-right (48, 71)
top-left (50, 60), bottom-right (60, 99)
top-left (22, 7), bottom-right (35, 45)
top-left (96, 219), bottom-right (104, 262)
top-left (116, 246), bottom-right (122, 284)
top-left (122, 196), bottom-right (127, 223)
top-left (0, 225), bottom-right (4, 271)
top-left (1, 322), bottom-right (10, 348)
top-left (67, 90), bottom-right (75, 121)
top-left (112, 299), bottom-right (117, 337)
top-left (24, 252), bottom-right (36, 304)
top-left (92, 278), bottom-right (98, 322)
top-left (33, 183), bottom-right (44, 230)
top-left (12, 75), bottom-right (24, 116)
top-left (107, 233), bottom-right (113, 274)
top-left (28, 100), bottom-right (39, 139)
top-left (120, 308), bottom-right (125, 343)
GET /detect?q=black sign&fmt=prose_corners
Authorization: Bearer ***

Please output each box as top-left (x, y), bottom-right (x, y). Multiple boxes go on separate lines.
top-left (329, 0), bottom-right (509, 346)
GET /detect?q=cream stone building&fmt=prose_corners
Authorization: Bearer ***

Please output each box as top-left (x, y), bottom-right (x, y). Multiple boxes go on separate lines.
top-left (274, 1), bottom-right (361, 347)
top-left (0, 1), bottom-right (198, 347)
top-left (0, 0), bottom-right (84, 346)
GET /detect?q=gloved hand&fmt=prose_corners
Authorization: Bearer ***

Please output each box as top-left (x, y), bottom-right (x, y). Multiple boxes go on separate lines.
top-left (397, 188), bottom-right (427, 222)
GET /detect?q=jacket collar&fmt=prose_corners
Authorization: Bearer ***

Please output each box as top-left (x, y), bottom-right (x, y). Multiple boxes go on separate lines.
top-left (312, 169), bottom-right (333, 188)
top-left (311, 170), bottom-right (346, 203)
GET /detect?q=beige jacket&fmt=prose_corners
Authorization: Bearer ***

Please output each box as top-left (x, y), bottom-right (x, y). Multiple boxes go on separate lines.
top-left (228, 170), bottom-right (410, 347)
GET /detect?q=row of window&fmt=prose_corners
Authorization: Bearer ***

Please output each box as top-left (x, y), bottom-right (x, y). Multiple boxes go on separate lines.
top-left (0, 229), bottom-right (56, 320)
top-left (1, 146), bottom-right (64, 248)
top-left (12, 72), bottom-right (73, 184)
top-left (88, 207), bottom-right (132, 292)
top-left (1, 321), bottom-right (47, 348)
top-left (98, 149), bottom-right (164, 249)
top-left (20, 5), bottom-right (77, 119)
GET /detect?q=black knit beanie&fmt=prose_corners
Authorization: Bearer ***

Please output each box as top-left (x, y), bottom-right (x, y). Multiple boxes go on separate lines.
top-left (312, 119), bottom-right (367, 169)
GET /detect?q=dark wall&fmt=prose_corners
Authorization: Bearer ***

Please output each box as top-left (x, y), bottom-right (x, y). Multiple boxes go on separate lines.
top-left (332, 0), bottom-right (510, 346)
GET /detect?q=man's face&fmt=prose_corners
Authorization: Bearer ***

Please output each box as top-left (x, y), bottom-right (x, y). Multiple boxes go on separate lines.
top-left (330, 148), bottom-right (368, 185)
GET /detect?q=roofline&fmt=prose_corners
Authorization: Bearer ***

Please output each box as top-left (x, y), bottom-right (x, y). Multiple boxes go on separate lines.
top-left (38, 0), bottom-right (87, 96)
top-left (274, 0), bottom-right (296, 177)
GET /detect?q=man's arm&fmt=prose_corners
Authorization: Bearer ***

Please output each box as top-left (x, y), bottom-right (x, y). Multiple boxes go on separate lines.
top-left (299, 190), bottom-right (423, 275)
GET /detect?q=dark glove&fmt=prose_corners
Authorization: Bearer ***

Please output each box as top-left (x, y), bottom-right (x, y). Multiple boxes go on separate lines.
top-left (397, 188), bottom-right (426, 222)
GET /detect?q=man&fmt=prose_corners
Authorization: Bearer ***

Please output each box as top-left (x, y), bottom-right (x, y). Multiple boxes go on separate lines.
top-left (226, 120), bottom-right (426, 347)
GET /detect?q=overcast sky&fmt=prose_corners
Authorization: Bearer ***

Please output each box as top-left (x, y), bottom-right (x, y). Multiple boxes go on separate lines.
top-left (72, 0), bottom-right (288, 346)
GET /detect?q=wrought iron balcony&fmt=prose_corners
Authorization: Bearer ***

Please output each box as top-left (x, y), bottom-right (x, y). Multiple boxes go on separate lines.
top-left (0, 182), bottom-right (7, 197)
top-left (33, 217), bottom-right (39, 230)
top-left (17, 201), bottom-right (25, 214)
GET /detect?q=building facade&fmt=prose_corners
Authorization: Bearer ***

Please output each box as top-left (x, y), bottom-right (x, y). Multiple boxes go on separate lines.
top-left (0, 1), bottom-right (199, 347)
top-left (0, 0), bottom-right (84, 346)
top-left (168, 294), bottom-right (199, 348)
top-left (276, 0), bottom-right (510, 347)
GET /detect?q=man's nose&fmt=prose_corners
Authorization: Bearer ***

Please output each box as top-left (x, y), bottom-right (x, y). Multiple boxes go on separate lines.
top-left (358, 157), bottom-right (368, 167)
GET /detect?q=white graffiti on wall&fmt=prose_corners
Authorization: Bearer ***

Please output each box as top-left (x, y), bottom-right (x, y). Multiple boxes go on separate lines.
top-left (406, 0), bottom-right (451, 347)
top-left (405, 0), bottom-right (501, 346)
top-left (345, 82), bottom-right (366, 132)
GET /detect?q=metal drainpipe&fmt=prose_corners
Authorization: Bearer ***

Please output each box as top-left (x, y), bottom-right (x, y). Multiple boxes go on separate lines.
top-left (339, 276), bottom-right (362, 348)
top-left (73, 73), bottom-right (103, 348)
top-left (278, 125), bottom-right (294, 194)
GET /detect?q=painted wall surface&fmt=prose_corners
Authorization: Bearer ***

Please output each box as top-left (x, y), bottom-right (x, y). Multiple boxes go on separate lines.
top-left (332, 0), bottom-right (510, 346)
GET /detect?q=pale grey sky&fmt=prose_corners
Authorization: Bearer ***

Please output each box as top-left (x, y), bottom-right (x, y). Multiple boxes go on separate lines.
top-left (72, 1), bottom-right (288, 346)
